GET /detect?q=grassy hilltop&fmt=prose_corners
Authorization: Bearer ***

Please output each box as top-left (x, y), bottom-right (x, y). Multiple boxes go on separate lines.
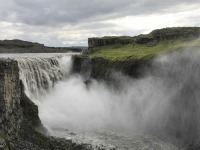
top-left (86, 27), bottom-right (200, 61)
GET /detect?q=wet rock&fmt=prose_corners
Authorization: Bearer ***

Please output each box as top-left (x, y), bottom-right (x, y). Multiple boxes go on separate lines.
top-left (0, 137), bottom-right (9, 150)
top-left (72, 55), bottom-right (152, 81)
top-left (0, 58), bottom-right (88, 149)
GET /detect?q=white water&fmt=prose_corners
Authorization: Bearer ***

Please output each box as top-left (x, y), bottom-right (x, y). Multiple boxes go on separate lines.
top-left (1, 49), bottom-right (200, 149)
top-left (0, 53), bottom-right (73, 101)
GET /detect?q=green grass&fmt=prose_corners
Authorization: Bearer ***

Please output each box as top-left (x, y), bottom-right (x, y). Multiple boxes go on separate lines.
top-left (88, 38), bottom-right (200, 61)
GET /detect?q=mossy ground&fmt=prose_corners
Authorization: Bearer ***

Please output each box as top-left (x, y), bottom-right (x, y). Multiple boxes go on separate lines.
top-left (88, 38), bottom-right (200, 61)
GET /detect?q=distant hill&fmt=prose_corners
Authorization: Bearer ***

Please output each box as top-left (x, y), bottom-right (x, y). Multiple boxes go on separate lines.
top-left (0, 39), bottom-right (86, 53)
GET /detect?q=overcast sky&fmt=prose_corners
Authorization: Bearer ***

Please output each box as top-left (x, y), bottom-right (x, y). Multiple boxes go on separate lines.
top-left (0, 0), bottom-right (199, 46)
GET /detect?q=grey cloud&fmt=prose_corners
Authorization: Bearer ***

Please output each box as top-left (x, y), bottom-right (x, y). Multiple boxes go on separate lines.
top-left (0, 0), bottom-right (199, 26)
top-left (73, 22), bottom-right (118, 31)
top-left (0, 0), bottom-right (200, 46)
top-left (0, 19), bottom-right (143, 46)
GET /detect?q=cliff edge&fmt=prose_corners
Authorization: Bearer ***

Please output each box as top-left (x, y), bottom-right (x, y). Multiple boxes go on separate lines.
top-left (86, 27), bottom-right (200, 61)
top-left (73, 27), bottom-right (200, 79)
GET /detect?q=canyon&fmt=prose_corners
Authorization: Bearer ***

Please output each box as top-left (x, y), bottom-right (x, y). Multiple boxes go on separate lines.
top-left (0, 27), bottom-right (200, 150)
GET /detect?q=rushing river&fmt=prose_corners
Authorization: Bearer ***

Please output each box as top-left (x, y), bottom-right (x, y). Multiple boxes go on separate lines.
top-left (1, 50), bottom-right (200, 150)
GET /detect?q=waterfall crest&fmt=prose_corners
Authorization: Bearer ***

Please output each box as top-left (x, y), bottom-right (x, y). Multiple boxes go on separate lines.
top-left (5, 53), bottom-right (73, 101)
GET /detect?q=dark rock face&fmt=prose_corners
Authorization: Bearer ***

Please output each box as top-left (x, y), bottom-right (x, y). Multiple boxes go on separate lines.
top-left (0, 58), bottom-right (88, 150)
top-left (0, 59), bottom-right (23, 136)
top-left (72, 55), bottom-right (152, 81)
top-left (88, 36), bottom-right (133, 48)
top-left (149, 27), bottom-right (200, 41)
top-left (134, 35), bottom-right (154, 44)
top-left (88, 36), bottom-right (133, 53)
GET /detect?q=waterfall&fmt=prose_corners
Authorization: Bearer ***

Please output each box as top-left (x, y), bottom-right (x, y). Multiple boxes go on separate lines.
top-left (7, 53), bottom-right (73, 101)
top-left (2, 49), bottom-right (200, 149)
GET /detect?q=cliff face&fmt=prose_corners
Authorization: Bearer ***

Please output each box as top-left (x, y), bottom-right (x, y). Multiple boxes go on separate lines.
top-left (0, 59), bottom-right (41, 136)
top-left (88, 36), bottom-right (133, 48)
top-left (76, 27), bottom-right (200, 80)
top-left (88, 36), bottom-right (133, 53)
top-left (0, 59), bottom-right (88, 150)
top-left (0, 59), bottom-right (43, 149)
top-left (72, 55), bottom-right (152, 81)
top-left (0, 59), bottom-right (23, 136)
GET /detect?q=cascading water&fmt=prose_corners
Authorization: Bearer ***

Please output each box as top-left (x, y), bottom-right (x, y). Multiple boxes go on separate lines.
top-left (2, 49), bottom-right (200, 150)
top-left (15, 53), bottom-right (72, 101)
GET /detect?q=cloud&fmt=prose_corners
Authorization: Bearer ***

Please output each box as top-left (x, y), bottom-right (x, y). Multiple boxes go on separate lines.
top-left (0, 0), bottom-right (199, 26)
top-left (0, 0), bottom-right (199, 46)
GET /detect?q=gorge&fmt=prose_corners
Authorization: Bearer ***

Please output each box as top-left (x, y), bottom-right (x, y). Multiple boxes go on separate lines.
top-left (0, 27), bottom-right (200, 150)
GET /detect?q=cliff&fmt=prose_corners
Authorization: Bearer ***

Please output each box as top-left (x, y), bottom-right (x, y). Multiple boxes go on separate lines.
top-left (74, 27), bottom-right (200, 79)
top-left (0, 59), bottom-right (23, 136)
top-left (72, 55), bottom-right (152, 81)
top-left (88, 36), bottom-right (133, 53)
top-left (0, 59), bottom-right (88, 150)
top-left (72, 27), bottom-right (200, 150)
top-left (88, 27), bottom-right (200, 50)
top-left (86, 27), bottom-right (200, 60)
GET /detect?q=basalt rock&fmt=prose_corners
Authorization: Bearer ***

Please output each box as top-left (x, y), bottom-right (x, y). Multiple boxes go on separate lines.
top-left (72, 55), bottom-right (152, 81)
top-left (0, 59), bottom-right (23, 137)
top-left (88, 36), bottom-right (133, 53)
top-left (0, 58), bottom-right (88, 150)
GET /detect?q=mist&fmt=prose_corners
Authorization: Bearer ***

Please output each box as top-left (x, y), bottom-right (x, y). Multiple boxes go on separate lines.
top-left (38, 73), bottom-right (169, 132)
top-left (16, 49), bottom-right (200, 146)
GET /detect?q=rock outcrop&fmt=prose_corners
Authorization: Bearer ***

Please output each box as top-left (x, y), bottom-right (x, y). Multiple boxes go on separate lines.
top-left (72, 55), bottom-right (152, 81)
top-left (0, 59), bottom-right (23, 136)
top-left (0, 58), bottom-right (89, 150)
top-left (88, 36), bottom-right (133, 53)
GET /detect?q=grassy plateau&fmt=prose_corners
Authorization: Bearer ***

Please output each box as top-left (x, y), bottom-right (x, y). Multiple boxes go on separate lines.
top-left (87, 27), bottom-right (200, 61)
